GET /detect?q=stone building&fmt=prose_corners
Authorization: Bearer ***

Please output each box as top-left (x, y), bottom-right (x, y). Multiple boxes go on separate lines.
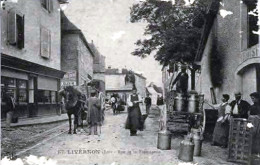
top-left (60, 11), bottom-right (94, 94)
top-left (89, 42), bottom-right (106, 94)
top-left (1, 0), bottom-right (65, 119)
top-left (105, 67), bottom-right (146, 102)
top-left (195, 0), bottom-right (260, 104)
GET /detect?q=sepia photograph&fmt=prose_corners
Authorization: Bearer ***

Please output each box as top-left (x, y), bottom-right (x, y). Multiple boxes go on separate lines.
top-left (0, 0), bottom-right (260, 164)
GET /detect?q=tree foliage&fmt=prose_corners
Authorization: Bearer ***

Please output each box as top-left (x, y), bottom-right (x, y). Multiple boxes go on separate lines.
top-left (130, 0), bottom-right (209, 66)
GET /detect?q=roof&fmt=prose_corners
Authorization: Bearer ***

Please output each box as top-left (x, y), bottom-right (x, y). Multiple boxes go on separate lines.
top-left (105, 68), bottom-right (146, 79)
top-left (61, 11), bottom-right (95, 57)
top-left (195, 0), bottom-right (220, 62)
top-left (147, 83), bottom-right (163, 94)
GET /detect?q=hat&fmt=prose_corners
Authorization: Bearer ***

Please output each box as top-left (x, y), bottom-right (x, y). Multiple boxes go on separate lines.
top-left (250, 92), bottom-right (260, 99)
top-left (235, 92), bottom-right (242, 96)
top-left (222, 94), bottom-right (230, 101)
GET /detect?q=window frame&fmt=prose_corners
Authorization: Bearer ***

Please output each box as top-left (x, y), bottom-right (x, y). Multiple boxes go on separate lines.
top-left (7, 9), bottom-right (25, 49)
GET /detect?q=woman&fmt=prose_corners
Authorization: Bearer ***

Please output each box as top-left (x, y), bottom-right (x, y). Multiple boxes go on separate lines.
top-left (125, 88), bottom-right (143, 136)
top-left (87, 90), bottom-right (102, 136)
top-left (205, 94), bottom-right (231, 148)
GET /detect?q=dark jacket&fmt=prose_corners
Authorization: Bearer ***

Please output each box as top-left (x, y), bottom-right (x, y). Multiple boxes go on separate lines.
top-left (4, 95), bottom-right (15, 112)
top-left (230, 100), bottom-right (250, 118)
top-left (144, 97), bottom-right (151, 106)
top-left (249, 103), bottom-right (260, 116)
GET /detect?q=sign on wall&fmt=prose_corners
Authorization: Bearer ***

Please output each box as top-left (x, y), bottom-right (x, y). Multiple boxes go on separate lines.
top-left (61, 71), bottom-right (77, 88)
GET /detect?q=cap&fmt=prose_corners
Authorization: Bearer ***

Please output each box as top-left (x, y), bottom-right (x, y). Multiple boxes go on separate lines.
top-left (235, 92), bottom-right (242, 96)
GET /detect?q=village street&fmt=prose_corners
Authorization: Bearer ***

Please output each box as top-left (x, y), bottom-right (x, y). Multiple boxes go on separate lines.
top-left (8, 106), bottom-right (236, 165)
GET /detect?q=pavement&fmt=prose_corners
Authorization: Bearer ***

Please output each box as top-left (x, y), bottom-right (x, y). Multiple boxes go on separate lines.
top-left (1, 113), bottom-right (70, 128)
top-left (4, 106), bottom-right (236, 165)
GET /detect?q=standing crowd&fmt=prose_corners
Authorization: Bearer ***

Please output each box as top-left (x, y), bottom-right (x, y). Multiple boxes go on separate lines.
top-left (205, 92), bottom-right (260, 148)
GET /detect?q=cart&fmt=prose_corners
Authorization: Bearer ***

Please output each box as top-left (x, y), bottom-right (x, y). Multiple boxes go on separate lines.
top-left (166, 90), bottom-right (206, 134)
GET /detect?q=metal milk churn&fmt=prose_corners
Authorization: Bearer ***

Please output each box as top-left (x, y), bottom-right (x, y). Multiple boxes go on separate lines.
top-left (192, 128), bottom-right (202, 156)
top-left (174, 93), bottom-right (185, 112)
top-left (178, 134), bottom-right (194, 162)
top-left (157, 131), bottom-right (171, 150)
top-left (188, 91), bottom-right (198, 113)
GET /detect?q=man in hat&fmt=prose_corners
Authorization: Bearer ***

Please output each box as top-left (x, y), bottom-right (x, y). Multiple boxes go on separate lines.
top-left (230, 92), bottom-right (250, 118)
top-left (170, 66), bottom-right (189, 94)
top-left (249, 92), bottom-right (260, 116)
top-left (144, 93), bottom-right (152, 115)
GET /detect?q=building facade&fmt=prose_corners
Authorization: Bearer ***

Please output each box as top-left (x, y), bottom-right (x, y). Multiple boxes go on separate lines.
top-left (61, 11), bottom-right (94, 94)
top-left (105, 67), bottom-right (146, 102)
top-left (1, 0), bottom-right (65, 119)
top-left (90, 42), bottom-right (106, 94)
top-left (195, 0), bottom-right (260, 104)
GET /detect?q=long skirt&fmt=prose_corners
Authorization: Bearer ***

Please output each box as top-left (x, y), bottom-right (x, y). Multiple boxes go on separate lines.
top-left (212, 121), bottom-right (229, 146)
top-left (125, 106), bottom-right (142, 132)
top-left (88, 106), bottom-right (102, 126)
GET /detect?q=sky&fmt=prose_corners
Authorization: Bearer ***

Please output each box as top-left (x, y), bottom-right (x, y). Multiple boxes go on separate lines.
top-left (62, 0), bottom-right (163, 87)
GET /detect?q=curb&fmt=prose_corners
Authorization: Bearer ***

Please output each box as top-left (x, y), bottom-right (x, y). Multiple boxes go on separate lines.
top-left (1, 117), bottom-right (70, 128)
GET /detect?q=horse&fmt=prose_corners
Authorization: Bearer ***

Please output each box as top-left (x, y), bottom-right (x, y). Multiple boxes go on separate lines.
top-left (59, 86), bottom-right (85, 134)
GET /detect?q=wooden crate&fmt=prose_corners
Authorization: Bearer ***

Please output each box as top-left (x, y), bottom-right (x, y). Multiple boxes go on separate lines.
top-left (228, 118), bottom-right (253, 164)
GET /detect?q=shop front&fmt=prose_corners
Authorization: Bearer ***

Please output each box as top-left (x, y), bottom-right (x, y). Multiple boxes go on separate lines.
top-left (1, 54), bottom-right (65, 120)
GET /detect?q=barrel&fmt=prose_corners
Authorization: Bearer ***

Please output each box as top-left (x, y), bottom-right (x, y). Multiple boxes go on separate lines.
top-left (157, 132), bottom-right (171, 150)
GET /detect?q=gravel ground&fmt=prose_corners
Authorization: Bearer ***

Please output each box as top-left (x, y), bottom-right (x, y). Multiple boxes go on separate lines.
top-left (1, 121), bottom-right (67, 158)
top-left (2, 106), bottom-right (238, 165)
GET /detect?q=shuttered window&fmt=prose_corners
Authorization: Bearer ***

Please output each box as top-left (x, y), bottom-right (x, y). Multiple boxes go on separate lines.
top-left (40, 27), bottom-right (51, 59)
top-left (7, 9), bottom-right (24, 49)
top-left (41, 0), bottom-right (53, 13)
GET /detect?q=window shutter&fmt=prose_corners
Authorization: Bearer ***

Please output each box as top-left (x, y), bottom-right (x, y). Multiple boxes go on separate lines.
top-left (40, 27), bottom-right (50, 59)
top-left (48, 30), bottom-right (51, 58)
top-left (17, 14), bottom-right (25, 49)
top-left (7, 9), bottom-right (17, 45)
top-left (48, 0), bottom-right (53, 12)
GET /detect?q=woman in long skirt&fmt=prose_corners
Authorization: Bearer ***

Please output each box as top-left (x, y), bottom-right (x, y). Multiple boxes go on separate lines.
top-left (125, 88), bottom-right (143, 136)
top-left (87, 90), bottom-right (102, 135)
top-left (205, 94), bottom-right (231, 148)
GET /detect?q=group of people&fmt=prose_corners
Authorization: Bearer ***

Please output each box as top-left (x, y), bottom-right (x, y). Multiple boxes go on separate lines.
top-left (110, 94), bottom-right (125, 115)
top-left (204, 92), bottom-right (260, 148)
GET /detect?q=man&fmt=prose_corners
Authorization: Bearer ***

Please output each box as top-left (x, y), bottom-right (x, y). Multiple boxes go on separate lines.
top-left (230, 92), bottom-right (250, 118)
top-left (111, 94), bottom-right (117, 115)
top-left (249, 92), bottom-right (260, 116)
top-left (170, 67), bottom-right (189, 94)
top-left (125, 88), bottom-right (143, 136)
top-left (144, 94), bottom-right (152, 115)
top-left (4, 93), bottom-right (16, 128)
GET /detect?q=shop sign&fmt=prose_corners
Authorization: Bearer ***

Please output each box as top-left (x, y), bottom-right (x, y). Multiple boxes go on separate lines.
top-left (61, 71), bottom-right (77, 88)
top-left (61, 81), bottom-right (77, 87)
top-left (241, 45), bottom-right (260, 63)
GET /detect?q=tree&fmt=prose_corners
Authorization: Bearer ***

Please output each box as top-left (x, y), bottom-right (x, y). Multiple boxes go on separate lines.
top-left (130, 0), bottom-right (209, 67)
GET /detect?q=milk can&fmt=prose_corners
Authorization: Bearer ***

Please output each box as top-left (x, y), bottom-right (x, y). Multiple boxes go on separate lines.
top-left (157, 132), bottom-right (171, 150)
top-left (188, 91), bottom-right (198, 113)
top-left (178, 134), bottom-right (194, 162)
top-left (192, 129), bottom-right (202, 156)
top-left (174, 93), bottom-right (185, 112)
